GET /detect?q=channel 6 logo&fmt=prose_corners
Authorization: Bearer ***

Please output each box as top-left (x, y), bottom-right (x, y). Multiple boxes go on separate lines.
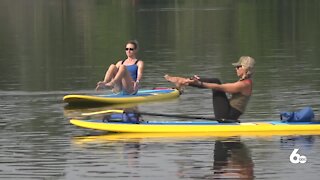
top-left (290, 149), bottom-right (307, 164)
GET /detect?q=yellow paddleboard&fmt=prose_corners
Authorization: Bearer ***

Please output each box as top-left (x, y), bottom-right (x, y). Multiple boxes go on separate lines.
top-left (70, 118), bottom-right (320, 133)
top-left (63, 88), bottom-right (180, 105)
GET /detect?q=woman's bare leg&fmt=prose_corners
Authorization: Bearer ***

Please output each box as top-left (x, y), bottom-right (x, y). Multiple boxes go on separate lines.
top-left (103, 64), bottom-right (118, 82)
top-left (96, 64), bottom-right (118, 90)
top-left (106, 65), bottom-right (135, 94)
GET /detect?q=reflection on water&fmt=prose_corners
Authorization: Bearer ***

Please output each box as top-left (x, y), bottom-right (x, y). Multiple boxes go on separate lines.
top-left (212, 139), bottom-right (253, 179)
top-left (70, 134), bottom-right (320, 179)
top-left (280, 136), bottom-right (315, 150)
top-left (174, 138), bottom-right (254, 179)
top-left (73, 135), bottom-right (253, 179)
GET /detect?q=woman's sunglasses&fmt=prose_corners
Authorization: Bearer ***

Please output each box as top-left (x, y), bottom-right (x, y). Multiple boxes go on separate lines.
top-left (236, 65), bottom-right (242, 69)
top-left (125, 48), bottom-right (135, 51)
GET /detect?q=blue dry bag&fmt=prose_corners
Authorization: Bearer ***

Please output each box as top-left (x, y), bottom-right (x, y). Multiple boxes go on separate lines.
top-left (103, 113), bottom-right (141, 124)
top-left (280, 107), bottom-right (314, 122)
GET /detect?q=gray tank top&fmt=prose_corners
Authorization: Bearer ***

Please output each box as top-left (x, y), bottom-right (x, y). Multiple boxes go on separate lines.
top-left (229, 78), bottom-right (252, 113)
top-left (230, 93), bottom-right (251, 113)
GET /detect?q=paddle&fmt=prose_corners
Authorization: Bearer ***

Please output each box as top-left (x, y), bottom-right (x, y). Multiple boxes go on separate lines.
top-left (82, 109), bottom-right (238, 123)
top-left (82, 109), bottom-right (124, 116)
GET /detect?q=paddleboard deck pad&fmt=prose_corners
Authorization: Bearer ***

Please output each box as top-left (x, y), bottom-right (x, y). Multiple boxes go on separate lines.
top-left (63, 88), bottom-right (180, 106)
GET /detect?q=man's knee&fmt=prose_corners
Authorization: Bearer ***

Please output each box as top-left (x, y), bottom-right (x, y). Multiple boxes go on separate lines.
top-left (200, 78), bottom-right (222, 84)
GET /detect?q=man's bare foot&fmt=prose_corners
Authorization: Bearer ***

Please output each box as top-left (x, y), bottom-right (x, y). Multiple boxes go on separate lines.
top-left (164, 74), bottom-right (171, 81)
top-left (164, 74), bottom-right (181, 83)
top-left (164, 74), bottom-right (187, 91)
top-left (165, 74), bottom-right (189, 84)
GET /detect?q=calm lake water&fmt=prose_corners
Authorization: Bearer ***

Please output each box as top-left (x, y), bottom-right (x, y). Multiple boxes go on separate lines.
top-left (1, 0), bottom-right (320, 179)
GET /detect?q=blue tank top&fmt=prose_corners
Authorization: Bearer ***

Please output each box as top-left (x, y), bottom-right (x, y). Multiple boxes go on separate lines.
top-left (122, 60), bottom-right (139, 81)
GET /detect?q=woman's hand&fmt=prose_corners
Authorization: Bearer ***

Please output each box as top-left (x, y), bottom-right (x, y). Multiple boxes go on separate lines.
top-left (133, 81), bottom-right (140, 91)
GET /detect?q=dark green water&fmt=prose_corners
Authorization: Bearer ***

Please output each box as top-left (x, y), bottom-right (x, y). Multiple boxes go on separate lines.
top-left (1, 0), bottom-right (320, 179)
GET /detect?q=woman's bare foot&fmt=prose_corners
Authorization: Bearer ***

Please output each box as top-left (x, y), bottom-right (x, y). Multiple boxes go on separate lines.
top-left (95, 81), bottom-right (106, 91)
top-left (105, 81), bottom-right (114, 87)
top-left (95, 81), bottom-right (114, 91)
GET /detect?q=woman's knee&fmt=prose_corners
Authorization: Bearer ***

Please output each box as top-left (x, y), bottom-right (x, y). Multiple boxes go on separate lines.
top-left (108, 64), bottom-right (117, 71)
top-left (118, 64), bottom-right (127, 71)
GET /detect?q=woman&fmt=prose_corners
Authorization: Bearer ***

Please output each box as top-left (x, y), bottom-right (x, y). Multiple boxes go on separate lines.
top-left (96, 40), bottom-right (144, 95)
top-left (164, 56), bottom-right (255, 122)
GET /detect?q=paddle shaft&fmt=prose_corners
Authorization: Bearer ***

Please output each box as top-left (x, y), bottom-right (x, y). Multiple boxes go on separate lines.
top-left (137, 112), bottom-right (214, 120)
top-left (126, 111), bottom-right (238, 123)
top-left (81, 109), bottom-right (238, 123)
